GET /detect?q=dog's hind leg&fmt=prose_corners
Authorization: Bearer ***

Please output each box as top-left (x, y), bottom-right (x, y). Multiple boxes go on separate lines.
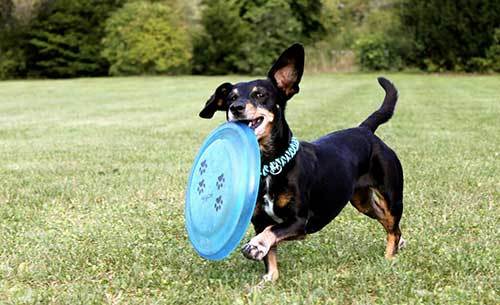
top-left (351, 187), bottom-right (404, 258)
top-left (371, 187), bottom-right (404, 258)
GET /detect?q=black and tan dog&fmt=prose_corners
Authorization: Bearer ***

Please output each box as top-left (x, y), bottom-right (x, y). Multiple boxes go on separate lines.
top-left (199, 44), bottom-right (405, 282)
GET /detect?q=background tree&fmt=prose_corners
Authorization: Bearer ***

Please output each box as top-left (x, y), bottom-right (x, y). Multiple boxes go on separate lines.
top-left (239, 0), bottom-right (302, 75)
top-left (2, 0), bottom-right (500, 78)
top-left (0, 0), bottom-right (14, 27)
top-left (25, 0), bottom-right (125, 78)
top-left (193, 0), bottom-right (319, 75)
top-left (0, 0), bottom-right (25, 78)
top-left (399, 0), bottom-right (500, 72)
top-left (485, 29), bottom-right (500, 72)
top-left (288, 0), bottom-right (325, 41)
top-left (192, 0), bottom-right (250, 75)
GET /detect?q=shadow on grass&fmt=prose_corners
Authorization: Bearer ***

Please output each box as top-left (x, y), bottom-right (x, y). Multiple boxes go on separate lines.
top-left (176, 227), bottom-right (386, 289)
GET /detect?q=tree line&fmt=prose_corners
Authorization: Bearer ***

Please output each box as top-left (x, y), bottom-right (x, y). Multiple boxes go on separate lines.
top-left (0, 0), bottom-right (499, 79)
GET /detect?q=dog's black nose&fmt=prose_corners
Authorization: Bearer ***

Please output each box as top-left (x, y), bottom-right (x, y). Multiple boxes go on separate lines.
top-left (229, 103), bottom-right (245, 115)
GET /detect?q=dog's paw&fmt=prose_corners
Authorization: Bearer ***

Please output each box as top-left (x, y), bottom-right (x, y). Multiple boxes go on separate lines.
top-left (262, 271), bottom-right (279, 282)
top-left (241, 242), bottom-right (269, 261)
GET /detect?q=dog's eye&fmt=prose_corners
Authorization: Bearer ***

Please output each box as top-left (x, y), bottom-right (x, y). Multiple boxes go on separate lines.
top-left (230, 94), bottom-right (238, 101)
top-left (255, 92), bottom-right (264, 99)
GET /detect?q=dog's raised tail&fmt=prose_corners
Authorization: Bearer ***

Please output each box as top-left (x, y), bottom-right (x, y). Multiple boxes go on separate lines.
top-left (360, 77), bottom-right (398, 133)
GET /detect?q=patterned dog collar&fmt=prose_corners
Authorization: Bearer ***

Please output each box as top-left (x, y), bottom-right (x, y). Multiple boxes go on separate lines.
top-left (261, 137), bottom-right (300, 177)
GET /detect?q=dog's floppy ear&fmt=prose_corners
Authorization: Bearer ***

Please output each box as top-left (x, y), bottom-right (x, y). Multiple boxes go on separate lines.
top-left (199, 82), bottom-right (233, 119)
top-left (267, 43), bottom-right (304, 99)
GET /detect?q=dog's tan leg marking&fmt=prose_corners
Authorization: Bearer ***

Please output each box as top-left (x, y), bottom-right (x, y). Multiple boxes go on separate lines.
top-left (262, 246), bottom-right (279, 282)
top-left (351, 187), bottom-right (403, 259)
top-left (351, 188), bottom-right (377, 217)
top-left (370, 188), bottom-right (402, 259)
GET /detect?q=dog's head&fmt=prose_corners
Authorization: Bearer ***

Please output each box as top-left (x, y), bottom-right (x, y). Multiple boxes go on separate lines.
top-left (199, 44), bottom-right (304, 144)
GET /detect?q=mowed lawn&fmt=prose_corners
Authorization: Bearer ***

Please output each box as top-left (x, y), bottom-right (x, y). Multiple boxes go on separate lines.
top-left (0, 74), bottom-right (498, 304)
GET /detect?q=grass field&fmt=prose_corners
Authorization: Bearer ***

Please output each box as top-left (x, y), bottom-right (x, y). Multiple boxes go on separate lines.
top-left (0, 74), bottom-right (498, 304)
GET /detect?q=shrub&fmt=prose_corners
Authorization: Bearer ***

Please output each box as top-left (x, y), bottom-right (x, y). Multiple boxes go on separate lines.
top-left (0, 49), bottom-right (27, 79)
top-left (355, 34), bottom-right (403, 71)
top-left (465, 57), bottom-right (492, 73)
top-left (102, 1), bottom-right (191, 75)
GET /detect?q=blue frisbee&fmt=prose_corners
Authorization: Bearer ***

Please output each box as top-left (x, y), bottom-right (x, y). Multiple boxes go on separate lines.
top-left (185, 122), bottom-right (260, 260)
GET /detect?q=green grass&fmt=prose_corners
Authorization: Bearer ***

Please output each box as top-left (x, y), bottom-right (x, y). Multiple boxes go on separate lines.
top-left (0, 74), bottom-right (498, 304)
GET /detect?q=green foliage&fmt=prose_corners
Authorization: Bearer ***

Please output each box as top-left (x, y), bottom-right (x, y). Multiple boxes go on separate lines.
top-left (102, 1), bottom-right (191, 76)
top-left (0, 0), bottom-right (26, 79)
top-left (318, 0), bottom-right (408, 71)
top-left (353, 4), bottom-right (412, 71)
top-left (0, 49), bottom-right (27, 79)
top-left (26, 0), bottom-right (124, 78)
top-left (486, 28), bottom-right (500, 72)
top-left (240, 0), bottom-right (302, 75)
top-left (400, 0), bottom-right (500, 72)
top-left (0, 0), bottom-right (14, 26)
top-left (192, 0), bottom-right (250, 75)
top-left (3, 0), bottom-right (500, 76)
top-left (355, 35), bottom-right (393, 71)
top-left (239, 0), bottom-right (323, 42)
top-left (289, 0), bottom-right (324, 41)
top-left (466, 28), bottom-right (500, 73)
top-left (323, 0), bottom-right (372, 49)
top-left (193, 0), bottom-right (322, 75)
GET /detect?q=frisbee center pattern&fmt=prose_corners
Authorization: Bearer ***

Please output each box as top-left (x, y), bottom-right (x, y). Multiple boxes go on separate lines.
top-left (196, 161), bottom-right (226, 213)
top-left (216, 173), bottom-right (225, 189)
top-left (214, 195), bottom-right (223, 211)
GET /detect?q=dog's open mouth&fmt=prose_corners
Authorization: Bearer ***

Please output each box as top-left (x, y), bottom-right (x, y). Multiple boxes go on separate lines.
top-left (239, 117), bottom-right (264, 130)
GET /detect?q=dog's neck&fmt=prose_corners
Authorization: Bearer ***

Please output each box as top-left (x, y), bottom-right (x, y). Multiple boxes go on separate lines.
top-left (259, 111), bottom-right (292, 164)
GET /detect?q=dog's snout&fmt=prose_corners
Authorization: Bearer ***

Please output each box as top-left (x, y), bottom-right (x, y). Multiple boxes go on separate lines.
top-left (229, 103), bottom-right (245, 115)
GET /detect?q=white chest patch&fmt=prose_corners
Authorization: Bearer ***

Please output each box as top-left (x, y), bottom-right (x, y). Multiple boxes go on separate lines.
top-left (262, 177), bottom-right (284, 223)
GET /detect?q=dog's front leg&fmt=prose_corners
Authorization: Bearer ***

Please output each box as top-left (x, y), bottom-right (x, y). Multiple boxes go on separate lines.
top-left (262, 246), bottom-right (279, 282)
top-left (241, 218), bottom-right (306, 261)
